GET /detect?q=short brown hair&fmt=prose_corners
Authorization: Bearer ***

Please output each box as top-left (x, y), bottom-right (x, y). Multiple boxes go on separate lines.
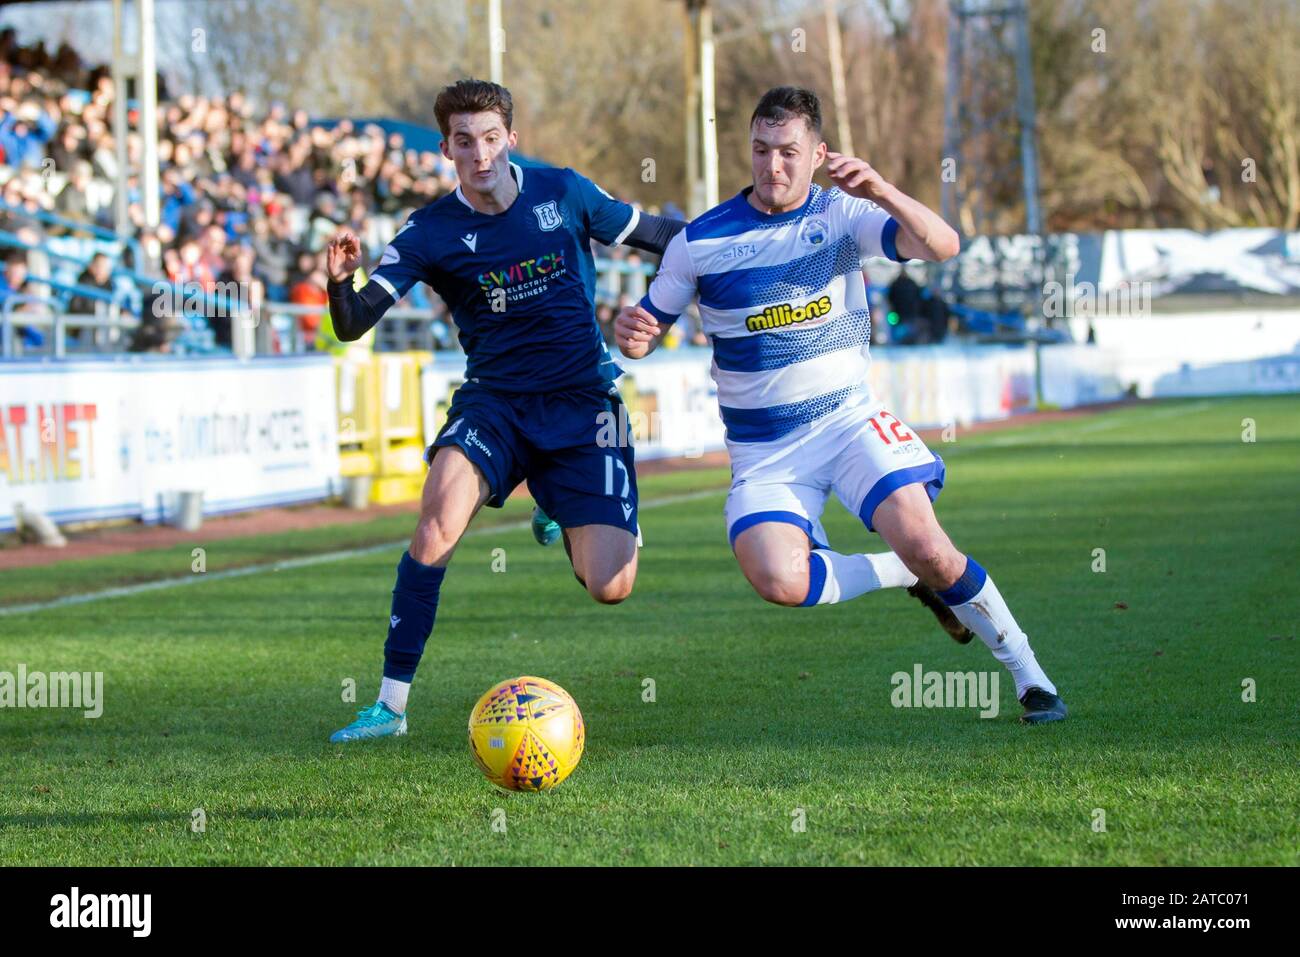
top-left (434, 79), bottom-right (514, 138)
top-left (750, 86), bottom-right (823, 138)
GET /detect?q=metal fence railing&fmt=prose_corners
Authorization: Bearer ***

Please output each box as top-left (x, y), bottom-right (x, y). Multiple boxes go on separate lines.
top-left (0, 253), bottom-right (657, 359)
top-left (1, 294), bottom-right (141, 358)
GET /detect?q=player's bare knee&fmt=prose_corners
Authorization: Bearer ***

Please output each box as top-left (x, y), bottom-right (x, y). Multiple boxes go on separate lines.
top-left (903, 537), bottom-right (962, 588)
top-left (751, 571), bottom-right (807, 607)
top-left (411, 512), bottom-right (459, 564)
top-left (898, 537), bottom-right (946, 580)
top-left (587, 567), bottom-right (634, 604)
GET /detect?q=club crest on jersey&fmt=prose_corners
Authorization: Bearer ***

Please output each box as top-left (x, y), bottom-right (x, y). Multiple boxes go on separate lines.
top-left (533, 200), bottom-right (563, 231)
top-left (799, 218), bottom-right (829, 248)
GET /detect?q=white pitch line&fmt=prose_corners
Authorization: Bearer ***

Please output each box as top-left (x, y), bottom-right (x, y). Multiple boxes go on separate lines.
top-left (978, 400), bottom-right (1216, 446)
top-left (1073, 399), bottom-right (1214, 434)
top-left (0, 487), bottom-right (727, 618)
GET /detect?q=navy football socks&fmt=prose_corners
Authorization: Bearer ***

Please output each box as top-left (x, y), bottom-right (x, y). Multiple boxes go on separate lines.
top-left (382, 551), bottom-right (446, 681)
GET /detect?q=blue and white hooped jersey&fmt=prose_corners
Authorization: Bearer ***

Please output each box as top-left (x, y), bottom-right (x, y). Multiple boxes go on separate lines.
top-left (639, 184), bottom-right (907, 443)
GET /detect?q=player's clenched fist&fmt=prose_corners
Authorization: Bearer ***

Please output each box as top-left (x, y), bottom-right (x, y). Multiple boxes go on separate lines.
top-left (614, 304), bottom-right (662, 359)
top-left (326, 231), bottom-right (363, 284)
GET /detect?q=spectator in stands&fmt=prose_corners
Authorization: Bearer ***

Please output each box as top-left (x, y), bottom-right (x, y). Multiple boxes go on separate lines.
top-left (161, 246), bottom-right (182, 283)
top-left (160, 167), bottom-right (196, 235)
top-left (596, 302), bottom-right (616, 345)
top-left (54, 158), bottom-right (96, 224)
top-left (129, 287), bottom-right (184, 353)
top-left (174, 238), bottom-right (215, 291)
top-left (0, 250), bottom-right (43, 348)
top-left (175, 196), bottom-right (216, 246)
top-left (1, 34), bottom-right (666, 358)
top-left (289, 249), bottom-right (328, 348)
top-left (920, 286), bottom-right (950, 344)
top-left (213, 243), bottom-right (264, 350)
top-left (89, 129), bottom-right (118, 182)
top-left (344, 190), bottom-right (381, 256)
top-left (66, 251), bottom-right (113, 315)
top-left (65, 251), bottom-right (116, 348)
top-left (47, 123), bottom-right (84, 172)
top-left (248, 213), bottom-right (292, 301)
top-left (0, 100), bottom-right (55, 168)
top-left (272, 149), bottom-right (315, 207)
top-left (887, 268), bottom-right (924, 344)
top-left (197, 222), bottom-right (227, 276)
top-left (307, 191), bottom-right (343, 251)
top-left (1, 176), bottom-right (46, 241)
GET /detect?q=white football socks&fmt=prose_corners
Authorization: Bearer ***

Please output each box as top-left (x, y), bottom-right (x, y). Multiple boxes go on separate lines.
top-left (378, 677), bottom-right (411, 715)
top-left (947, 574), bottom-right (1056, 700)
top-left (805, 549), bottom-right (918, 604)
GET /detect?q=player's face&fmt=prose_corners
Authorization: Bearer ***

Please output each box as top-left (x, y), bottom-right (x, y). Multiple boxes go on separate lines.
top-left (750, 117), bottom-right (827, 212)
top-left (441, 112), bottom-right (518, 197)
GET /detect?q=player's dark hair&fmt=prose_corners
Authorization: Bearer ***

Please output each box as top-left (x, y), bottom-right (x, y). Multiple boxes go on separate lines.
top-left (434, 79), bottom-right (514, 137)
top-left (750, 86), bottom-right (823, 138)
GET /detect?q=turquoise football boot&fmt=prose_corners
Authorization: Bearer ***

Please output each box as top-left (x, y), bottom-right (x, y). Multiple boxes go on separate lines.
top-left (330, 701), bottom-right (407, 743)
top-left (531, 505), bottom-right (562, 547)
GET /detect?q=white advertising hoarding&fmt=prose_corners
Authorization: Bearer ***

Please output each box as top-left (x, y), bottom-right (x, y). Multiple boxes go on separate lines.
top-left (421, 342), bottom-right (1126, 460)
top-left (0, 355), bottom-right (341, 531)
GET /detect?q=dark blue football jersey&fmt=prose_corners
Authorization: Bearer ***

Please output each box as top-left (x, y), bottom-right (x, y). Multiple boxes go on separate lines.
top-left (365, 162), bottom-right (640, 393)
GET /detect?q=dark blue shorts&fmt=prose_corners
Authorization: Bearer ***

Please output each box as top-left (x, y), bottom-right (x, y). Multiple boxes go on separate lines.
top-left (427, 383), bottom-right (638, 535)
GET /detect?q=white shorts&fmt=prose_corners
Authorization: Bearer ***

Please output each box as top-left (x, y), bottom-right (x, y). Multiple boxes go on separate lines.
top-left (724, 394), bottom-right (945, 550)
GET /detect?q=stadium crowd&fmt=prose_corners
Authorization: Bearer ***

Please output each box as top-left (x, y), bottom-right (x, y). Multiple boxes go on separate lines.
top-left (0, 30), bottom-right (674, 355)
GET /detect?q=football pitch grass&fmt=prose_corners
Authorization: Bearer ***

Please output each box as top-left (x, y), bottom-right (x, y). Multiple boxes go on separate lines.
top-left (1, 395), bottom-right (1296, 866)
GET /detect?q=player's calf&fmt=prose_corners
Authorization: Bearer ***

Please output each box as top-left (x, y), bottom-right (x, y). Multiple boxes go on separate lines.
top-left (873, 484), bottom-right (1066, 721)
top-left (329, 448), bottom-right (488, 743)
top-left (879, 523), bottom-right (966, 591)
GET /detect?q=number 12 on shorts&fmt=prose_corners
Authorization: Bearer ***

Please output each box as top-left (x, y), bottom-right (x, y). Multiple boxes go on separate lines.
top-left (604, 453), bottom-right (630, 499)
top-left (868, 411), bottom-right (914, 444)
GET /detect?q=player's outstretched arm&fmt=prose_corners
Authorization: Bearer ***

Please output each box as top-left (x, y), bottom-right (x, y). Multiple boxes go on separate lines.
top-left (325, 230), bottom-right (389, 342)
top-left (615, 304), bottom-right (665, 359)
top-left (620, 212), bottom-right (687, 256)
top-left (826, 152), bottom-right (960, 262)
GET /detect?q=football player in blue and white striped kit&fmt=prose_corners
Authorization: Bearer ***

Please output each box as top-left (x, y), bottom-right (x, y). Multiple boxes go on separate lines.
top-left (616, 87), bottom-right (1065, 723)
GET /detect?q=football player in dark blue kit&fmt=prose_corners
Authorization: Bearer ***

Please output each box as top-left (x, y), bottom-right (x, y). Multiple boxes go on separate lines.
top-left (326, 79), bottom-right (684, 742)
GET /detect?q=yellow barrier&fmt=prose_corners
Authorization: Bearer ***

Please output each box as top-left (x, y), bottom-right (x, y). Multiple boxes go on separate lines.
top-left (336, 352), bottom-right (431, 504)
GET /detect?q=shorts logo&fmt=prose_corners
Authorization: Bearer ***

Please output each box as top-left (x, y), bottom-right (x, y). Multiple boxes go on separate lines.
top-left (465, 427), bottom-right (493, 458)
top-left (533, 201), bottom-right (563, 231)
top-left (745, 295), bottom-right (833, 332)
top-left (799, 218), bottom-right (829, 248)
top-left (621, 502), bottom-right (634, 521)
